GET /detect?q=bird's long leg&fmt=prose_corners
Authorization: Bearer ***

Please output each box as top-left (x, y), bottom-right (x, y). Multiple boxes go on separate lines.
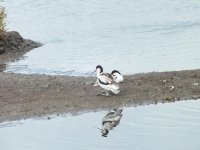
top-left (105, 90), bottom-right (110, 96)
top-left (92, 79), bottom-right (99, 86)
top-left (97, 90), bottom-right (110, 96)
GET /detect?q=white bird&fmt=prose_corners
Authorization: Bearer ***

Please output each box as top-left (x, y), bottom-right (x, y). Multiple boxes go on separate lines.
top-left (101, 108), bottom-right (123, 137)
top-left (111, 70), bottom-right (124, 83)
top-left (94, 65), bottom-right (120, 96)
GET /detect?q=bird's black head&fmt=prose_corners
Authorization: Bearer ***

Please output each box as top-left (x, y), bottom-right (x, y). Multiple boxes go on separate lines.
top-left (96, 65), bottom-right (103, 73)
top-left (111, 70), bottom-right (121, 75)
top-left (101, 129), bottom-right (109, 137)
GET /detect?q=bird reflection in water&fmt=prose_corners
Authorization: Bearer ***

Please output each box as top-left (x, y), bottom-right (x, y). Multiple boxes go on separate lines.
top-left (100, 108), bottom-right (123, 137)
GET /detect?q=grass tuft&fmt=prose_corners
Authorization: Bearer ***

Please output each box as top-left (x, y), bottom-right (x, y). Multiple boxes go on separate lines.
top-left (0, 5), bottom-right (6, 32)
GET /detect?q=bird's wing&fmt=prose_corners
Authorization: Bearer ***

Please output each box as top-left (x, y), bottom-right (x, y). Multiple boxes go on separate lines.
top-left (99, 73), bottom-right (113, 84)
top-left (104, 112), bottom-right (115, 118)
top-left (105, 73), bottom-right (113, 80)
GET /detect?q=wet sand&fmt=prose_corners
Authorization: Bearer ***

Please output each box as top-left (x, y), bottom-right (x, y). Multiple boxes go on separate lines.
top-left (0, 69), bottom-right (200, 122)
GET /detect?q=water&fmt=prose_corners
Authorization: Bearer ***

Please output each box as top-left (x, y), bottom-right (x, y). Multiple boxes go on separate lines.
top-left (2, 1), bottom-right (200, 149)
top-left (0, 100), bottom-right (200, 150)
top-left (3, 0), bottom-right (200, 75)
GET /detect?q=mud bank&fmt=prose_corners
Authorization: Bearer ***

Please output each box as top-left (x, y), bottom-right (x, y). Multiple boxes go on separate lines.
top-left (0, 31), bottom-right (42, 63)
top-left (0, 69), bottom-right (200, 122)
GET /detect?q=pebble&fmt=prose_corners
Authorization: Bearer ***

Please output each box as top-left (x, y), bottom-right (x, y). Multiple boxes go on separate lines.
top-left (162, 80), bottom-right (167, 83)
top-left (192, 82), bottom-right (198, 86)
top-left (169, 86), bottom-right (175, 91)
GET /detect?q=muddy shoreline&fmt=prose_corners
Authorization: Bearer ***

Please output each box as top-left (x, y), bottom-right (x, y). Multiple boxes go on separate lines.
top-left (0, 31), bottom-right (42, 66)
top-left (0, 69), bottom-right (200, 123)
top-left (0, 31), bottom-right (200, 123)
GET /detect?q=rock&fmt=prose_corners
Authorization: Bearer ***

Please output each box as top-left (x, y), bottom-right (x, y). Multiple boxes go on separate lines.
top-left (6, 31), bottom-right (23, 41)
top-left (1, 31), bottom-right (42, 56)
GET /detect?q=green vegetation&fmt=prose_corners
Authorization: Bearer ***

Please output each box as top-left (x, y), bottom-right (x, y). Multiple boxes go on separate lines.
top-left (0, 1), bottom-right (6, 31)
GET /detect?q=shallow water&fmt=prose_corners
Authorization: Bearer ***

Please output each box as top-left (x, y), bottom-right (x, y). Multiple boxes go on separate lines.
top-left (0, 100), bottom-right (200, 150)
top-left (3, 0), bottom-right (200, 75)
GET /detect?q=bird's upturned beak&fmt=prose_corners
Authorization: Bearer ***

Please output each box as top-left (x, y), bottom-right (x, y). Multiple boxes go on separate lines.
top-left (92, 69), bottom-right (96, 75)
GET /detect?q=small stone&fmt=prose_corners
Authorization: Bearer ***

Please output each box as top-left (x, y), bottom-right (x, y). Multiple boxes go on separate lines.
top-left (162, 80), bottom-right (167, 83)
top-left (169, 86), bottom-right (175, 91)
top-left (192, 83), bottom-right (199, 86)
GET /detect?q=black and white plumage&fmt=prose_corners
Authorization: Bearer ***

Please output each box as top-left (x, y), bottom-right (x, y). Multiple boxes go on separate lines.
top-left (111, 70), bottom-right (124, 83)
top-left (94, 65), bottom-right (120, 96)
top-left (101, 108), bottom-right (123, 137)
